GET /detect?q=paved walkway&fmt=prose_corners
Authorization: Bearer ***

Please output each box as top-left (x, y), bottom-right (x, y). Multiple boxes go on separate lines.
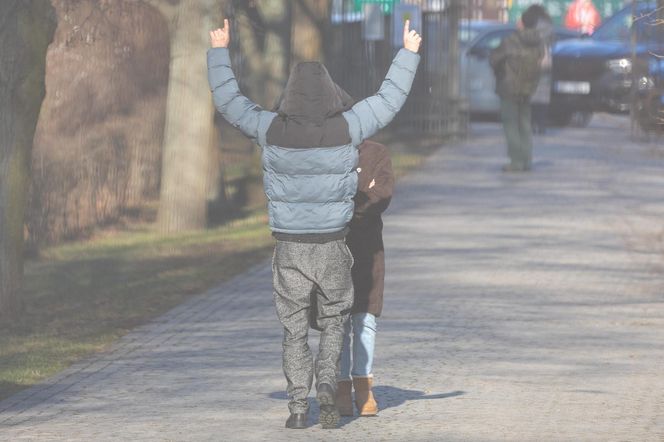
top-left (2, 116), bottom-right (664, 441)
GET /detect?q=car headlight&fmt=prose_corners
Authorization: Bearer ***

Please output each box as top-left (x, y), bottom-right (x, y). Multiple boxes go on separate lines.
top-left (606, 58), bottom-right (632, 74)
top-left (637, 76), bottom-right (654, 91)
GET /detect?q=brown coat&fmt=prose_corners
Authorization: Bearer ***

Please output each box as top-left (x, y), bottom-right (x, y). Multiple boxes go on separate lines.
top-left (347, 140), bottom-right (394, 317)
top-left (309, 140), bottom-right (394, 329)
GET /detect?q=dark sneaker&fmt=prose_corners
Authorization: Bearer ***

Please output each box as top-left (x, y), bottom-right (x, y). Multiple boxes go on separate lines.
top-left (285, 412), bottom-right (307, 429)
top-left (317, 383), bottom-right (340, 429)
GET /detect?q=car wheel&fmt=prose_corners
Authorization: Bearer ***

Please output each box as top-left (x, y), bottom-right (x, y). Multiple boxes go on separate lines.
top-left (549, 110), bottom-right (572, 127)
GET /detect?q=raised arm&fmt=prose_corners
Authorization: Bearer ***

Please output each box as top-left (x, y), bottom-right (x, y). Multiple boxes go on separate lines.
top-left (344, 20), bottom-right (422, 144)
top-left (208, 20), bottom-right (275, 145)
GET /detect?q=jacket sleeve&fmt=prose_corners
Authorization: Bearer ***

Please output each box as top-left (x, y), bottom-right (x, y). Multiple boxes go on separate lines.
top-left (354, 154), bottom-right (395, 217)
top-left (343, 49), bottom-right (420, 145)
top-left (207, 48), bottom-right (276, 146)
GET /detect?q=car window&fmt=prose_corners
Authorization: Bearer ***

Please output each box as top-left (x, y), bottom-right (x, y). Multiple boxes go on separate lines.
top-left (592, 6), bottom-right (631, 41)
top-left (459, 27), bottom-right (481, 47)
top-left (477, 30), bottom-right (514, 50)
top-left (592, 5), bottom-right (657, 42)
top-left (475, 30), bottom-right (513, 51)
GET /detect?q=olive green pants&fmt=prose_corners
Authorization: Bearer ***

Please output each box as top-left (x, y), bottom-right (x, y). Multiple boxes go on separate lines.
top-left (500, 97), bottom-right (533, 170)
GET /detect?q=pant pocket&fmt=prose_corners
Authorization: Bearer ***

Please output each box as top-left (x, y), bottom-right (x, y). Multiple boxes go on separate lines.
top-left (271, 244), bottom-right (278, 274)
top-left (339, 241), bottom-right (354, 267)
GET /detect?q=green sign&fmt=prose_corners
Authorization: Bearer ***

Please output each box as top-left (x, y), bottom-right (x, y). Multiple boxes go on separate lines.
top-left (507, 0), bottom-right (627, 26)
top-left (354, 0), bottom-right (397, 14)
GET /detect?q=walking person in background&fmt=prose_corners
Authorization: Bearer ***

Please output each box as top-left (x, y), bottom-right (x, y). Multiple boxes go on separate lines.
top-left (565, 0), bottom-right (601, 35)
top-left (530, 6), bottom-right (554, 135)
top-left (490, 5), bottom-right (545, 172)
top-left (208, 19), bottom-right (421, 430)
top-left (336, 140), bottom-right (394, 417)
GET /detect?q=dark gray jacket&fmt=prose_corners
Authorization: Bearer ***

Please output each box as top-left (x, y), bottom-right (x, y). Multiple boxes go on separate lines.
top-left (490, 28), bottom-right (544, 99)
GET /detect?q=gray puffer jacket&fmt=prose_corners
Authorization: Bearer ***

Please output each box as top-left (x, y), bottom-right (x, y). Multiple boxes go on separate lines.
top-left (207, 47), bottom-right (419, 241)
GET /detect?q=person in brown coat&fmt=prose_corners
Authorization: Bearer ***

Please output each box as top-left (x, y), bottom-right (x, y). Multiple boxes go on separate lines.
top-left (337, 140), bottom-right (394, 417)
top-left (309, 140), bottom-right (394, 415)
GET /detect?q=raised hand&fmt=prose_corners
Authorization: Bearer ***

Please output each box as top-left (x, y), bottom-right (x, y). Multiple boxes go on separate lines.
top-left (209, 19), bottom-right (230, 49)
top-left (403, 19), bottom-right (422, 53)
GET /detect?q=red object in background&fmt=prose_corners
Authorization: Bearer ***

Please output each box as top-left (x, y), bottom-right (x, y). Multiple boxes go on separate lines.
top-left (564, 0), bottom-right (602, 35)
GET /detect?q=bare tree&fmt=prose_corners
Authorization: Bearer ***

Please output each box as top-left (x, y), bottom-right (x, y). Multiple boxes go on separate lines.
top-left (138, 0), bottom-right (227, 233)
top-left (28, 0), bottom-right (169, 246)
top-left (0, 0), bottom-right (57, 318)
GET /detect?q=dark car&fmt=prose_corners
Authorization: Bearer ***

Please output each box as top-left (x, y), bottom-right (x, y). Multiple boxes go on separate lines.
top-left (550, 2), bottom-right (663, 126)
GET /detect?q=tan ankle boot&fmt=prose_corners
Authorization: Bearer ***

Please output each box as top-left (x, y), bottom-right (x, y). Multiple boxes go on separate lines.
top-left (352, 376), bottom-right (378, 416)
top-left (336, 379), bottom-right (354, 416)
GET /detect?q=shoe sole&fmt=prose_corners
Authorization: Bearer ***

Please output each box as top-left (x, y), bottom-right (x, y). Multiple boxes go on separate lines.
top-left (317, 390), bottom-right (340, 429)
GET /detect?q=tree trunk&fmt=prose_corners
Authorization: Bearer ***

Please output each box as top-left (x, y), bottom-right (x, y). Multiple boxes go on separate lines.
top-left (291, 0), bottom-right (329, 67)
top-left (261, 1), bottom-right (292, 107)
top-left (235, 0), bottom-right (291, 108)
top-left (0, 0), bottom-right (57, 318)
top-left (156, 0), bottom-right (222, 232)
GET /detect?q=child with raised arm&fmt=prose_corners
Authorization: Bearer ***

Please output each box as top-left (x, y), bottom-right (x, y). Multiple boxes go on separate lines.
top-left (208, 19), bottom-right (421, 430)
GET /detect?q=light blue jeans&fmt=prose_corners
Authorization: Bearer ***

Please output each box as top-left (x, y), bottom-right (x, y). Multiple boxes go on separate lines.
top-left (339, 313), bottom-right (377, 379)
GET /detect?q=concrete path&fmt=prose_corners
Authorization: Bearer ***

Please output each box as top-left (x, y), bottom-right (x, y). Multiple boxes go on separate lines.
top-left (2, 116), bottom-right (664, 441)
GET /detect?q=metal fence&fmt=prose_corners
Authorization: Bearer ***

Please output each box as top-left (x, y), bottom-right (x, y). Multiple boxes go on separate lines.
top-left (326, 0), bottom-right (468, 138)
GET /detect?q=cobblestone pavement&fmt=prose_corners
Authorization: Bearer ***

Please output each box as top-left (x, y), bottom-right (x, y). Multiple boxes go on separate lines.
top-left (2, 116), bottom-right (664, 441)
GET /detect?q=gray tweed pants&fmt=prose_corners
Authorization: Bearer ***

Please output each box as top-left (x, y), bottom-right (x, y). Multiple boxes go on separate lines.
top-left (272, 239), bottom-right (354, 414)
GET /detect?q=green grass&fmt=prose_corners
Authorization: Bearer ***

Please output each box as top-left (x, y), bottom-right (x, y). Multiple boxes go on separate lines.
top-left (0, 215), bottom-right (274, 400)
top-left (0, 142), bottom-right (438, 401)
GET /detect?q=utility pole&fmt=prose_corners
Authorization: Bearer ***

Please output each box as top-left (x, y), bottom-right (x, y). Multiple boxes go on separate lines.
top-left (447, 0), bottom-right (464, 139)
top-left (629, 0), bottom-right (638, 138)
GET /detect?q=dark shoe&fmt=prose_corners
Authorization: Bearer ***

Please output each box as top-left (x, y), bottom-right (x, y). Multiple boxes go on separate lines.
top-left (317, 383), bottom-right (340, 429)
top-left (285, 413), bottom-right (307, 429)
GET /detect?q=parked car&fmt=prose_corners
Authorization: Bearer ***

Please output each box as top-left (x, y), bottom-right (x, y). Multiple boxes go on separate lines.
top-left (460, 21), bottom-right (579, 117)
top-left (550, 2), bottom-right (664, 126)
